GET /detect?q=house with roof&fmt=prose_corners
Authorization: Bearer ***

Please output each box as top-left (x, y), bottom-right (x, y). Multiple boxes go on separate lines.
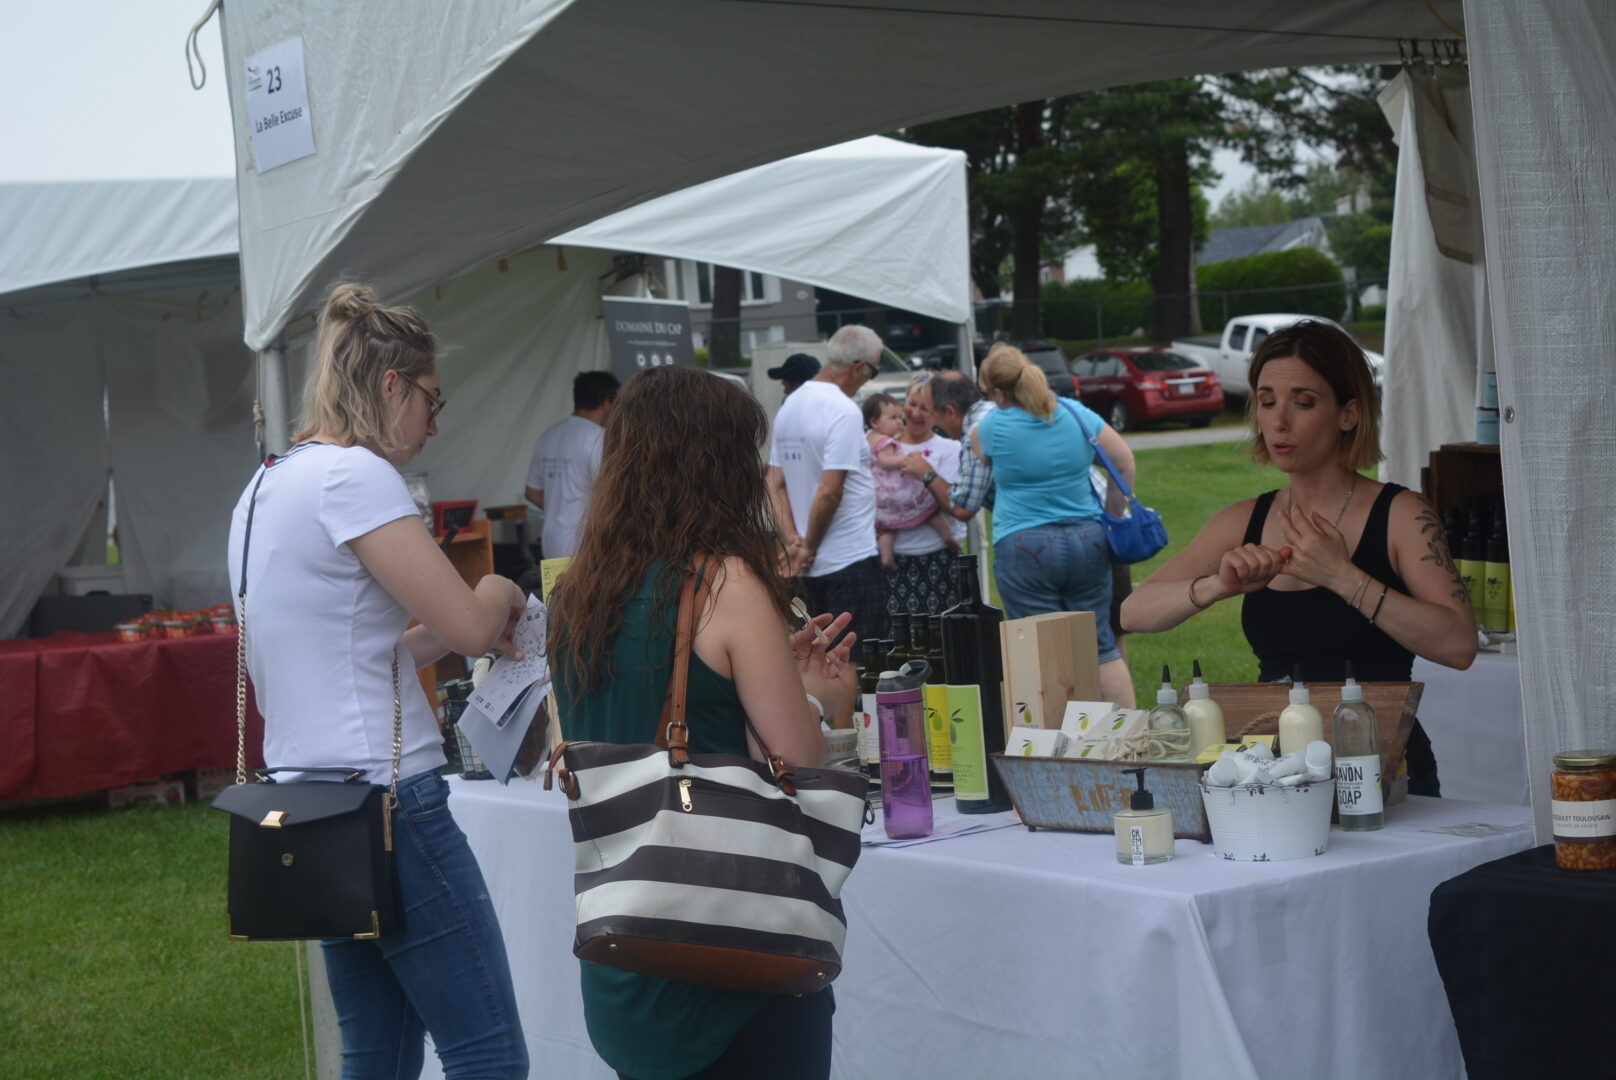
top-left (1197, 216), bottom-right (1335, 266)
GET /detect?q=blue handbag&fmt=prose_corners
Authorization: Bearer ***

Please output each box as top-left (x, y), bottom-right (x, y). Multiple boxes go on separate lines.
top-left (1059, 399), bottom-right (1169, 564)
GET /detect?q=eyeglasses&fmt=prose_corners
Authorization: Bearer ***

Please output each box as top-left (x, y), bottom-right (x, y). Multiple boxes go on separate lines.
top-left (399, 372), bottom-right (447, 419)
top-left (857, 358), bottom-right (880, 379)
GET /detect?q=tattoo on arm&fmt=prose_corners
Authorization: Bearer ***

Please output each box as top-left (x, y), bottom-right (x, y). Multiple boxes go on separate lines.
top-left (1414, 504), bottom-right (1472, 606)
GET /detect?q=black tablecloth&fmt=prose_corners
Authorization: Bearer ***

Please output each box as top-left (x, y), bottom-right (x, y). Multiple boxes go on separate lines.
top-left (1429, 843), bottom-right (1616, 1078)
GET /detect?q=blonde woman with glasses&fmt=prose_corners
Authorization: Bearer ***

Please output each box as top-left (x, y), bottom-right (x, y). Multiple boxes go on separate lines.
top-left (227, 283), bottom-right (529, 1079)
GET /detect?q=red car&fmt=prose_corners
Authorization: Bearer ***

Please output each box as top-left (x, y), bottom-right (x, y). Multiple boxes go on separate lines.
top-left (1070, 348), bottom-right (1224, 433)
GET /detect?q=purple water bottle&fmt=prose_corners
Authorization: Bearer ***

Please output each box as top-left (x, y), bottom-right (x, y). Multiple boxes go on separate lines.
top-left (876, 660), bottom-right (933, 839)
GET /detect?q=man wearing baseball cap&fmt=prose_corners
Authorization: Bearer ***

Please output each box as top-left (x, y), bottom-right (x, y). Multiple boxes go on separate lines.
top-left (766, 352), bottom-right (820, 397)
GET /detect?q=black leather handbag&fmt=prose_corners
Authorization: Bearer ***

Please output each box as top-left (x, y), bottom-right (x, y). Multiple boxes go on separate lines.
top-left (211, 454), bottom-right (403, 941)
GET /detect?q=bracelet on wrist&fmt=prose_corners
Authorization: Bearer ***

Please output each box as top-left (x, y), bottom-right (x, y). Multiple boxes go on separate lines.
top-left (921, 469), bottom-right (938, 486)
top-left (805, 693), bottom-right (827, 722)
top-left (1188, 574), bottom-right (1214, 610)
top-left (1366, 582), bottom-right (1391, 626)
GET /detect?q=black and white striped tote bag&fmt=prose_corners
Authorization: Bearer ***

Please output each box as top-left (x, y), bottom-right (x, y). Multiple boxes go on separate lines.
top-left (546, 568), bottom-right (870, 995)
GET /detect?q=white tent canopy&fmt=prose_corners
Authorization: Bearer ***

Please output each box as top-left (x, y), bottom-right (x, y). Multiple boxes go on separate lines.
top-left (0, 178), bottom-right (237, 298)
top-left (216, 0), bottom-right (1464, 350)
top-left (556, 136), bottom-right (969, 324)
top-left (0, 137), bottom-right (967, 636)
top-left (214, 0), bottom-right (1616, 847)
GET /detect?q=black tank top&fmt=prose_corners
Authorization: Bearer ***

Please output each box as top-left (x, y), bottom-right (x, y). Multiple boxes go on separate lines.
top-left (1240, 483), bottom-right (1414, 683)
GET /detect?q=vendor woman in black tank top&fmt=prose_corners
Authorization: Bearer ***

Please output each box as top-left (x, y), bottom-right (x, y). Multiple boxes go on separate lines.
top-left (1119, 320), bottom-right (1476, 795)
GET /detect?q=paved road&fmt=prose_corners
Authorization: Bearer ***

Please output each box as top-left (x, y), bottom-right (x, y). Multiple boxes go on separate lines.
top-left (1124, 425), bottom-right (1248, 451)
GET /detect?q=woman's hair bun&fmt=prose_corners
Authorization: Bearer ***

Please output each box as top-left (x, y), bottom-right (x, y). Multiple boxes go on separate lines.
top-left (324, 282), bottom-right (378, 323)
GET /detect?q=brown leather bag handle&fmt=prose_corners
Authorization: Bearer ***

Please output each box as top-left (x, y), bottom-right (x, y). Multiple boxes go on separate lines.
top-left (655, 555), bottom-right (793, 789)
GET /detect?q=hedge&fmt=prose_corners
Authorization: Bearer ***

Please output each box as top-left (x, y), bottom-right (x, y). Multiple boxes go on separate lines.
top-left (1194, 248), bottom-right (1346, 327)
top-left (1038, 278), bottom-right (1154, 340)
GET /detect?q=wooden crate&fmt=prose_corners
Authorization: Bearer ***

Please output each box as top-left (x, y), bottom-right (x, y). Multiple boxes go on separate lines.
top-left (991, 754), bottom-right (1211, 841)
top-left (1422, 442), bottom-right (1502, 515)
top-left (1184, 681), bottom-right (1423, 805)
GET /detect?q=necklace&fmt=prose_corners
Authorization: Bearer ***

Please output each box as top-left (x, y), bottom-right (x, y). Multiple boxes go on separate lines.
top-left (1289, 472), bottom-right (1358, 530)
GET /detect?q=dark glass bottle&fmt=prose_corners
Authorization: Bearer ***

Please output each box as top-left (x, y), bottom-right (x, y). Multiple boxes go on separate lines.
top-left (918, 615), bottom-right (953, 782)
top-left (1458, 500), bottom-right (1489, 613)
top-left (1484, 508), bottom-right (1512, 634)
top-left (941, 556), bottom-right (1011, 813)
top-left (885, 616), bottom-right (911, 673)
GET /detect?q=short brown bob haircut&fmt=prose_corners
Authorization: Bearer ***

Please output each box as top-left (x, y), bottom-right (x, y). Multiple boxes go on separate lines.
top-left (1247, 319), bottom-right (1382, 471)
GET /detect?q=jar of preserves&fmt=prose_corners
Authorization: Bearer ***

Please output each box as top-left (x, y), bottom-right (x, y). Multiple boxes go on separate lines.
top-left (1551, 751), bottom-right (1616, 870)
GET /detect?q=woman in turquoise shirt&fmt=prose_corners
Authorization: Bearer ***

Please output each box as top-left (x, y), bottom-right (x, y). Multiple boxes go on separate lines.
top-left (973, 344), bottom-right (1139, 707)
top-left (548, 365), bottom-right (858, 1080)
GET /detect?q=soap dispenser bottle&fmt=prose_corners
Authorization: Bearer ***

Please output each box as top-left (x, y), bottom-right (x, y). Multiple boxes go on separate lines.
top-left (1115, 766), bottom-right (1174, 865)
top-left (1182, 659), bottom-right (1226, 759)
top-left (1277, 664), bottom-right (1324, 756)
top-left (1145, 664), bottom-right (1192, 762)
top-left (1331, 661), bottom-right (1384, 831)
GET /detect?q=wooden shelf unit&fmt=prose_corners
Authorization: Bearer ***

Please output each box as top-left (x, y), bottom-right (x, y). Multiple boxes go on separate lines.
top-left (415, 518), bottom-right (494, 705)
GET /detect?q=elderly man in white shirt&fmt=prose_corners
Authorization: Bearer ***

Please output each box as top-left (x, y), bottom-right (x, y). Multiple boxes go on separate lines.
top-left (524, 370), bottom-right (619, 559)
top-left (766, 324), bottom-right (886, 658)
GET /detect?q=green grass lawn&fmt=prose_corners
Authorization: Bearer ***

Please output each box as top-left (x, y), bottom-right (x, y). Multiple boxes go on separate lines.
top-left (1, 801), bottom-right (304, 1079)
top-left (1119, 439), bottom-right (1276, 705)
top-left (0, 440), bottom-right (1279, 1077)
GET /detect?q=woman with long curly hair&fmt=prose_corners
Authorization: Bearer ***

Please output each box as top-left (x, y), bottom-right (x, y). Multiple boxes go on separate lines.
top-left (548, 364), bottom-right (857, 1080)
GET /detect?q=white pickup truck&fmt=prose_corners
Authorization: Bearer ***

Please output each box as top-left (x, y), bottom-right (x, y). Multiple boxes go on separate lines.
top-left (1172, 313), bottom-right (1383, 399)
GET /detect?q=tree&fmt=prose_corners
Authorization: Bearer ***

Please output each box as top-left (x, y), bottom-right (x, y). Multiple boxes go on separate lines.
top-left (707, 265), bottom-right (742, 368)
top-left (904, 102), bottom-right (1084, 340)
top-left (1210, 176), bottom-right (1294, 229)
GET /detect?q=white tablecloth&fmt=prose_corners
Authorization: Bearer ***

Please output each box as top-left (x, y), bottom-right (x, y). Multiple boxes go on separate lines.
top-left (1414, 651), bottom-right (1529, 804)
top-left (423, 779), bottom-right (1532, 1080)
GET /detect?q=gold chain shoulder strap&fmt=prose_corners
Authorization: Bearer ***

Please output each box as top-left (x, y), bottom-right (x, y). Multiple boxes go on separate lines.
top-left (234, 453), bottom-right (403, 797)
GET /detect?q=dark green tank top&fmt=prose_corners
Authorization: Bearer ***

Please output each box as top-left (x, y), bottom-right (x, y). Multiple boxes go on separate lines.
top-left (554, 564), bottom-right (763, 1080)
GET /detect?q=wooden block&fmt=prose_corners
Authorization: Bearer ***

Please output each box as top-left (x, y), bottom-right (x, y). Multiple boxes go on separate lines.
top-left (999, 612), bottom-right (1103, 738)
top-left (991, 754), bottom-right (1210, 840)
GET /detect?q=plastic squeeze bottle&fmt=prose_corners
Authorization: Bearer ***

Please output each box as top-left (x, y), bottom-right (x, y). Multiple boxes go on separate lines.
top-left (1145, 664), bottom-right (1192, 762)
top-left (1277, 664), bottom-right (1324, 757)
top-left (1182, 659), bottom-right (1226, 758)
top-left (1331, 661), bottom-right (1384, 830)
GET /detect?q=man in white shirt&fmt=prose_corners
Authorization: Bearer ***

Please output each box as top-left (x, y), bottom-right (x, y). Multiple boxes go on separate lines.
top-left (524, 371), bottom-right (620, 559)
top-left (766, 324), bottom-right (886, 656)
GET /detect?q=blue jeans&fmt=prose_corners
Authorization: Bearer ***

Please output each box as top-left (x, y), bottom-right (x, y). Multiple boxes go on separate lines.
top-left (321, 770), bottom-right (528, 1079)
top-left (994, 518), bottom-right (1122, 664)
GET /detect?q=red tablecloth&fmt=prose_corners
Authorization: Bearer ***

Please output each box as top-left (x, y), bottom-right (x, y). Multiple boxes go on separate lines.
top-left (0, 631), bottom-right (264, 801)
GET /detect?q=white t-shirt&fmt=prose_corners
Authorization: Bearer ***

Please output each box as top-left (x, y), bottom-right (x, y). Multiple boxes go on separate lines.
top-left (889, 433), bottom-right (968, 556)
top-left (227, 443), bottom-right (445, 783)
top-left (768, 380), bottom-right (878, 576)
top-left (526, 415), bottom-right (604, 559)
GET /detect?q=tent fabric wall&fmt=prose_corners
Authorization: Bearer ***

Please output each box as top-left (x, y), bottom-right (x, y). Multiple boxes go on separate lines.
top-left (107, 291), bottom-right (260, 613)
top-left (1466, 0), bottom-right (1616, 842)
top-left (0, 299), bottom-right (108, 638)
top-left (217, 0), bottom-right (1464, 350)
top-left (403, 246), bottom-right (617, 514)
top-left (1378, 69), bottom-right (1485, 491)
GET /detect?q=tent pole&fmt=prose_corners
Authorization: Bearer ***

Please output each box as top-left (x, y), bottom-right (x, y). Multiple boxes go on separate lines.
top-left (259, 343), bottom-right (292, 456)
top-left (956, 318), bottom-right (977, 378)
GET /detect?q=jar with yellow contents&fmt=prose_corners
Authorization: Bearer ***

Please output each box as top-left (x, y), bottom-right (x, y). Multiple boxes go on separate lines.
top-left (1551, 751), bottom-right (1616, 870)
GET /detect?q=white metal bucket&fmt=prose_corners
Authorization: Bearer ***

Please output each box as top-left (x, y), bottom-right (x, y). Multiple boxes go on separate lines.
top-left (1200, 779), bottom-right (1335, 861)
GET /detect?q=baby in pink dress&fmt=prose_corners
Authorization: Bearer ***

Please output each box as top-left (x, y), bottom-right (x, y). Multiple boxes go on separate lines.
top-left (862, 394), bottom-right (957, 570)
